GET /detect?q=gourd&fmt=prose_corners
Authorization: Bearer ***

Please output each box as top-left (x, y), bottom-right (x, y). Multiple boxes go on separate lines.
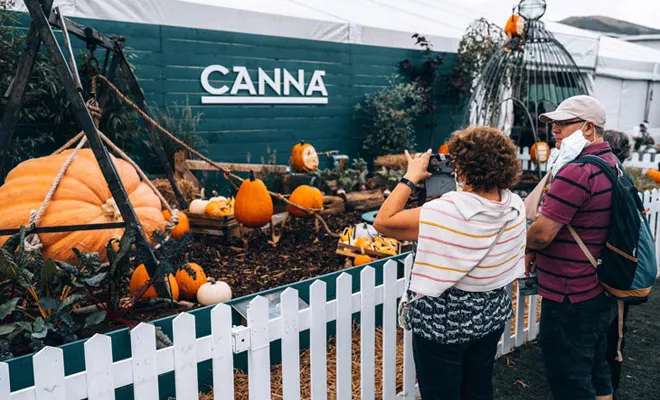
top-left (354, 254), bottom-right (372, 266)
top-left (647, 169), bottom-right (660, 183)
top-left (287, 185), bottom-right (323, 218)
top-left (129, 264), bottom-right (179, 301)
top-left (205, 197), bottom-right (234, 217)
top-left (234, 171), bottom-right (273, 228)
top-left (438, 143), bottom-right (449, 155)
top-left (354, 237), bottom-right (372, 249)
top-left (189, 199), bottom-right (210, 214)
top-left (290, 141), bottom-right (319, 172)
top-left (354, 223), bottom-right (377, 240)
top-left (175, 262), bottom-right (208, 300)
top-left (530, 142), bottom-right (550, 164)
top-left (162, 210), bottom-right (190, 239)
top-left (196, 280), bottom-right (232, 305)
top-left (0, 149), bottom-right (165, 263)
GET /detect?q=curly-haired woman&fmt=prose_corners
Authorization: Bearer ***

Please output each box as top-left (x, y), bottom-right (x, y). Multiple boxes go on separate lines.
top-left (374, 126), bottom-right (526, 400)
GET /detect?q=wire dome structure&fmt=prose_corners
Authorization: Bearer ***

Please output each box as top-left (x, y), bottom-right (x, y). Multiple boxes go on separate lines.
top-left (464, 0), bottom-right (590, 149)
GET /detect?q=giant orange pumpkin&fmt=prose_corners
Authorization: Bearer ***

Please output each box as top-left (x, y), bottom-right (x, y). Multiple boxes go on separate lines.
top-left (129, 264), bottom-right (179, 301)
top-left (162, 210), bottom-right (189, 239)
top-left (290, 141), bottom-right (319, 172)
top-left (530, 142), bottom-right (550, 164)
top-left (234, 171), bottom-right (273, 228)
top-left (0, 149), bottom-right (166, 263)
top-left (287, 185), bottom-right (323, 218)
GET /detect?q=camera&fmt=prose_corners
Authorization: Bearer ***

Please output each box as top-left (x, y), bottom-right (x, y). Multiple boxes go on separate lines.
top-left (420, 154), bottom-right (455, 204)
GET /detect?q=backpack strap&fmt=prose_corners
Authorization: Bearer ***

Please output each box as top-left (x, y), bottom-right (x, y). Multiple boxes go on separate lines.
top-left (567, 225), bottom-right (599, 268)
top-left (571, 154), bottom-right (619, 184)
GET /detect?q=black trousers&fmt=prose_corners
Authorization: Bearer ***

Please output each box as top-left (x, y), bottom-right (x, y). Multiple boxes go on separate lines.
top-left (412, 327), bottom-right (504, 400)
top-left (606, 302), bottom-right (630, 399)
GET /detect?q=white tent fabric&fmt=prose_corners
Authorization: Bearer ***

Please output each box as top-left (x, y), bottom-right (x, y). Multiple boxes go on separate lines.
top-left (11, 0), bottom-right (660, 130)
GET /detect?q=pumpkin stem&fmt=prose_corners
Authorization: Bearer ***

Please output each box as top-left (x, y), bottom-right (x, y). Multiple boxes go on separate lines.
top-left (249, 170), bottom-right (256, 181)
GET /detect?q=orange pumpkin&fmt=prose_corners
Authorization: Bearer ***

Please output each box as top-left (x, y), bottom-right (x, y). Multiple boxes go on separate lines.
top-left (234, 171), bottom-right (274, 228)
top-left (129, 264), bottom-right (179, 301)
top-left (290, 141), bottom-right (319, 172)
top-left (530, 142), bottom-right (550, 164)
top-left (287, 185), bottom-right (323, 218)
top-left (0, 149), bottom-right (165, 263)
top-left (162, 210), bottom-right (189, 239)
top-left (205, 198), bottom-right (234, 217)
top-left (438, 143), bottom-right (450, 155)
top-left (354, 254), bottom-right (372, 266)
top-left (354, 237), bottom-right (373, 249)
top-left (647, 169), bottom-right (660, 183)
top-left (504, 14), bottom-right (524, 36)
top-left (175, 262), bottom-right (207, 300)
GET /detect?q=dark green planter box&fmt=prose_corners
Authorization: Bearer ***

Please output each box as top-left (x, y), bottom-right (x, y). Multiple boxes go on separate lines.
top-left (5, 253), bottom-right (409, 398)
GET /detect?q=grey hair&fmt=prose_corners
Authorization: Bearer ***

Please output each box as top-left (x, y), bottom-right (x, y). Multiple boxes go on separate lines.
top-left (603, 129), bottom-right (631, 163)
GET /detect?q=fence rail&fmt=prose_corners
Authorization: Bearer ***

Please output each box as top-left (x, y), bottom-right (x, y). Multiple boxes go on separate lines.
top-left (517, 146), bottom-right (659, 171)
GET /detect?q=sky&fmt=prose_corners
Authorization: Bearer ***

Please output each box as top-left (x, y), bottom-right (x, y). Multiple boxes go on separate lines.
top-left (458, 0), bottom-right (660, 31)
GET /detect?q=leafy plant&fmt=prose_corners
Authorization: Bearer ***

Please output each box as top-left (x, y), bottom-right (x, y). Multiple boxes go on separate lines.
top-left (152, 99), bottom-right (206, 164)
top-left (355, 76), bottom-right (426, 157)
top-left (373, 166), bottom-right (407, 191)
top-left (311, 158), bottom-right (369, 193)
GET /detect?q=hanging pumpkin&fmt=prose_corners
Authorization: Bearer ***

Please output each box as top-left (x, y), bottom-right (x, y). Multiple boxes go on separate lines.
top-left (175, 262), bottom-right (208, 301)
top-left (287, 185), bottom-right (323, 218)
top-left (129, 264), bottom-right (179, 301)
top-left (162, 210), bottom-right (189, 239)
top-left (234, 171), bottom-right (273, 228)
top-left (205, 197), bottom-right (234, 217)
top-left (290, 141), bottom-right (319, 172)
top-left (189, 199), bottom-right (210, 215)
top-left (196, 280), bottom-right (232, 306)
top-left (530, 142), bottom-right (550, 164)
top-left (0, 149), bottom-right (165, 263)
top-left (438, 143), bottom-right (450, 155)
top-left (354, 254), bottom-right (372, 266)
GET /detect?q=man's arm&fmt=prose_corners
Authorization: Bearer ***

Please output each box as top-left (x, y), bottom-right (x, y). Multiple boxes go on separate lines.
top-left (527, 214), bottom-right (564, 250)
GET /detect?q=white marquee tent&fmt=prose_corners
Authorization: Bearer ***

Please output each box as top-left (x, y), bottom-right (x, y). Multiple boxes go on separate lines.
top-left (12, 0), bottom-right (660, 133)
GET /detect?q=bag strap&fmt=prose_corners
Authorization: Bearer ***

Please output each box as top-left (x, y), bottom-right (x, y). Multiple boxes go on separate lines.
top-left (567, 224), bottom-right (599, 268)
top-left (571, 155), bottom-right (619, 184)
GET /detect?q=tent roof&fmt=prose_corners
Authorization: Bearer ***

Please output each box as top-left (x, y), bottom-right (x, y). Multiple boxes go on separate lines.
top-left (11, 0), bottom-right (660, 81)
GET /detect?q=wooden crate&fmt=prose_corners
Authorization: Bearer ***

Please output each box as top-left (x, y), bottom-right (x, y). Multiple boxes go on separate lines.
top-left (336, 239), bottom-right (412, 259)
top-left (186, 211), bottom-right (240, 239)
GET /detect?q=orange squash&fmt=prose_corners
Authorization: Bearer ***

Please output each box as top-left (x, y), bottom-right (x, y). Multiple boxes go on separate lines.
top-left (0, 149), bottom-right (165, 263)
top-left (504, 14), bottom-right (524, 36)
top-left (205, 198), bottom-right (234, 217)
top-left (354, 254), bottom-right (372, 266)
top-left (354, 237), bottom-right (373, 249)
top-left (287, 185), bottom-right (323, 218)
top-left (438, 143), bottom-right (450, 155)
top-left (129, 264), bottom-right (179, 301)
top-left (175, 262), bottom-right (207, 300)
top-left (530, 142), bottom-right (550, 164)
top-left (290, 141), bottom-right (319, 172)
top-left (162, 210), bottom-right (189, 239)
top-left (234, 171), bottom-right (273, 228)
top-left (647, 169), bottom-right (660, 183)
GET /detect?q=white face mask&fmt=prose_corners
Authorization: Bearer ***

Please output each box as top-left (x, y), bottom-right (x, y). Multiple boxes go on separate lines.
top-left (548, 123), bottom-right (590, 177)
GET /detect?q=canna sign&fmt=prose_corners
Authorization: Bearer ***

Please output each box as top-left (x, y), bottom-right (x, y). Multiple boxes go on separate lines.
top-left (200, 65), bottom-right (328, 105)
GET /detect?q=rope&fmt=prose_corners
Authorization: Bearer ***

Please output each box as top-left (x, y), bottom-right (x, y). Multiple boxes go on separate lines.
top-left (24, 136), bottom-right (88, 252)
top-left (92, 75), bottom-right (326, 219)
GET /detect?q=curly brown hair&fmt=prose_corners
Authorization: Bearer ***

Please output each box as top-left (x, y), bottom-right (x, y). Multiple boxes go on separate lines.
top-left (447, 126), bottom-right (521, 192)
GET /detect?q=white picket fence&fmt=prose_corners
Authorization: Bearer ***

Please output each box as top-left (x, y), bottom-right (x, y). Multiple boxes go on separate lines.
top-left (517, 146), bottom-right (659, 171)
top-left (1, 255), bottom-right (543, 400)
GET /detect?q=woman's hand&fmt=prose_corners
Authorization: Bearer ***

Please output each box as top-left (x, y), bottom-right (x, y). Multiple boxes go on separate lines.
top-left (403, 149), bottom-right (433, 184)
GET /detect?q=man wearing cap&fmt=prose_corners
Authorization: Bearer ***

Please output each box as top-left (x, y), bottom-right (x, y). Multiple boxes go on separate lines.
top-left (526, 95), bottom-right (618, 400)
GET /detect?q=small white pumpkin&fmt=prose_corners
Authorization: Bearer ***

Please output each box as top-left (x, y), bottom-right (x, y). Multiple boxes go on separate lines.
top-left (209, 196), bottom-right (227, 202)
top-left (189, 199), bottom-right (210, 215)
top-left (196, 280), bottom-right (232, 305)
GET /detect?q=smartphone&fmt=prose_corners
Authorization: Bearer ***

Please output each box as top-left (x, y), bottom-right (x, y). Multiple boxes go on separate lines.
top-left (518, 274), bottom-right (538, 296)
top-left (421, 154), bottom-right (455, 203)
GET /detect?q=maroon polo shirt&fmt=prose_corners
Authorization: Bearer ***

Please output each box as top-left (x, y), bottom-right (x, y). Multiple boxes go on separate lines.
top-left (537, 142), bottom-right (617, 303)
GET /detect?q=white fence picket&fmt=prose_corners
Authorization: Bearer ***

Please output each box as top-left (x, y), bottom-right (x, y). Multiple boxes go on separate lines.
top-left (248, 296), bottom-right (270, 400)
top-left (173, 313), bottom-right (198, 399)
top-left (280, 288), bottom-right (301, 400)
top-left (360, 266), bottom-right (376, 400)
top-left (335, 273), bottom-right (353, 400)
top-left (646, 191), bottom-right (655, 236)
top-left (401, 255), bottom-right (417, 400)
top-left (211, 304), bottom-right (234, 400)
top-left (33, 347), bottom-right (65, 400)
top-left (310, 281), bottom-right (328, 400)
top-left (131, 322), bottom-right (159, 399)
top-left (382, 261), bottom-right (397, 400)
top-left (501, 283), bottom-right (515, 355)
top-left (84, 334), bottom-right (115, 400)
top-left (1, 362), bottom-right (11, 400)
top-left (528, 295), bottom-right (539, 342)
top-left (515, 283), bottom-right (527, 347)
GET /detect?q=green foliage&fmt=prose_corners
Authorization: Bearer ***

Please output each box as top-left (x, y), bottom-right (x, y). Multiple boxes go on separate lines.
top-left (152, 99), bottom-right (206, 163)
top-left (355, 76), bottom-right (426, 157)
top-left (311, 158), bottom-right (369, 193)
top-left (373, 166), bottom-right (407, 191)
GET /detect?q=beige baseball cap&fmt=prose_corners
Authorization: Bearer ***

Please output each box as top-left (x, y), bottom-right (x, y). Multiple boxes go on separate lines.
top-left (539, 95), bottom-right (606, 128)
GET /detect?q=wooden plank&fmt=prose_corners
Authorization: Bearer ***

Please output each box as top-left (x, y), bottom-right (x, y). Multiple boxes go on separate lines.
top-left (310, 281), bottom-right (328, 400)
top-left (248, 296), bottom-right (271, 400)
top-left (33, 347), bottom-right (65, 400)
top-left (131, 323), bottom-right (159, 399)
top-left (173, 313), bottom-right (198, 399)
top-left (401, 255), bottom-right (417, 400)
top-left (185, 159), bottom-right (289, 174)
top-left (84, 334), bottom-right (115, 400)
top-left (0, 362), bottom-right (10, 400)
top-left (360, 267), bottom-right (376, 400)
top-left (280, 288), bottom-right (301, 400)
top-left (211, 304), bottom-right (234, 400)
top-left (335, 273), bottom-right (353, 400)
top-left (382, 261), bottom-right (397, 400)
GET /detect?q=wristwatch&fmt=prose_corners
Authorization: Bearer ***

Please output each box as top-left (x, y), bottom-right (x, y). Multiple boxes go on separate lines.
top-left (398, 177), bottom-right (417, 191)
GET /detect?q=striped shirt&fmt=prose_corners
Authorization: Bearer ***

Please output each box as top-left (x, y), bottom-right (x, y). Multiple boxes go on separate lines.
top-left (538, 142), bottom-right (616, 303)
top-left (408, 190), bottom-right (526, 297)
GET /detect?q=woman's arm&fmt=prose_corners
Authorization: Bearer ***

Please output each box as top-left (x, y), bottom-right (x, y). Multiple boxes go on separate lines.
top-left (373, 149), bottom-right (431, 242)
